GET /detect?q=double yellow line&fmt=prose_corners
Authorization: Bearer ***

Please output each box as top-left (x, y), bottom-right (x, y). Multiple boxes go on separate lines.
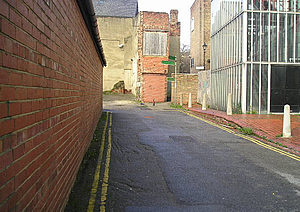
top-left (87, 112), bottom-right (113, 212)
top-left (180, 110), bottom-right (300, 162)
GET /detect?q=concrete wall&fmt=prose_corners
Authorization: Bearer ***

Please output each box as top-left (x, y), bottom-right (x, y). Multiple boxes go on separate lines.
top-left (198, 70), bottom-right (211, 106)
top-left (97, 17), bottom-right (137, 91)
top-left (171, 74), bottom-right (198, 105)
top-left (190, 0), bottom-right (211, 73)
top-left (0, 1), bottom-right (104, 211)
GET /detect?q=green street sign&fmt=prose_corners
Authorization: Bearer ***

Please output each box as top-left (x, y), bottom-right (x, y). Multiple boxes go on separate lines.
top-left (167, 77), bottom-right (175, 82)
top-left (162, 60), bottom-right (175, 66)
top-left (169, 56), bottom-right (176, 61)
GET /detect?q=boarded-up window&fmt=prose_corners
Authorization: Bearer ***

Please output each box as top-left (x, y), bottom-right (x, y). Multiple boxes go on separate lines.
top-left (143, 32), bottom-right (167, 56)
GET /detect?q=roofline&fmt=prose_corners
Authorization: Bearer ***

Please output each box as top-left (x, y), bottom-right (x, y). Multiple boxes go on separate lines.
top-left (141, 11), bottom-right (169, 14)
top-left (95, 15), bottom-right (137, 18)
top-left (76, 0), bottom-right (106, 66)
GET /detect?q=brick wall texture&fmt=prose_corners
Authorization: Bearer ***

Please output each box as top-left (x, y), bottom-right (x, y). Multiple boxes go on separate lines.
top-left (0, 0), bottom-right (104, 211)
top-left (171, 74), bottom-right (198, 105)
top-left (142, 74), bottom-right (167, 102)
top-left (169, 10), bottom-right (180, 37)
top-left (137, 11), bottom-right (170, 103)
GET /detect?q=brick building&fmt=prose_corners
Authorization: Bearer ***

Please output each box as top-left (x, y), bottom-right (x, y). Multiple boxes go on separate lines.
top-left (93, 0), bottom-right (180, 102)
top-left (190, 0), bottom-right (211, 73)
top-left (137, 11), bottom-right (170, 103)
top-left (0, 0), bottom-right (105, 211)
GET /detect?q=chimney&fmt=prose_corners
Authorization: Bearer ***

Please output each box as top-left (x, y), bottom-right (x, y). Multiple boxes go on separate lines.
top-left (170, 9), bottom-right (178, 23)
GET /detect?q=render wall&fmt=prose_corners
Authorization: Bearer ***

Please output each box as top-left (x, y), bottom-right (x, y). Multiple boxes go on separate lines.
top-left (97, 16), bottom-right (137, 91)
top-left (0, 1), bottom-right (103, 211)
top-left (171, 74), bottom-right (198, 105)
top-left (198, 70), bottom-right (211, 106)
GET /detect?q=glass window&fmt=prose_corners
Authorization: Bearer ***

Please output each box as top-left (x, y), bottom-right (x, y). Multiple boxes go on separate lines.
top-left (239, 65), bottom-right (242, 105)
top-left (287, 0), bottom-right (294, 11)
top-left (252, 64), bottom-right (260, 112)
top-left (297, 0), bottom-right (300, 11)
top-left (254, 0), bottom-right (260, 9)
top-left (248, 0), bottom-right (253, 9)
top-left (191, 18), bottom-right (195, 32)
top-left (261, 0), bottom-right (269, 10)
top-left (247, 13), bottom-right (252, 61)
top-left (262, 13), bottom-right (269, 61)
top-left (143, 32), bottom-right (167, 56)
top-left (247, 64), bottom-right (251, 112)
top-left (296, 15), bottom-right (300, 62)
top-left (287, 14), bottom-right (294, 62)
top-left (270, 13), bottom-right (277, 62)
top-left (279, 0), bottom-right (294, 11)
top-left (240, 16), bottom-right (243, 62)
top-left (270, 0), bottom-right (278, 10)
top-left (261, 65), bottom-right (268, 113)
top-left (278, 14), bottom-right (286, 62)
top-left (253, 13), bottom-right (260, 61)
top-left (279, 0), bottom-right (285, 10)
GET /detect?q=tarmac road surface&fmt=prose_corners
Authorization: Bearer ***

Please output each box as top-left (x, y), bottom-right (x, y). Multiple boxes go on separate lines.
top-left (102, 94), bottom-right (300, 212)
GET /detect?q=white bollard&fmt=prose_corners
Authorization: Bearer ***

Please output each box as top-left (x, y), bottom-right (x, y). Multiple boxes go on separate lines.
top-left (283, 104), bottom-right (291, 138)
top-left (202, 93), bottom-right (207, 111)
top-left (188, 93), bottom-right (192, 108)
top-left (227, 93), bottom-right (232, 115)
top-left (180, 93), bottom-right (183, 106)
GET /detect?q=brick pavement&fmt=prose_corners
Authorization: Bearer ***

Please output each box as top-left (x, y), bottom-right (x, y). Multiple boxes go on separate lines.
top-left (188, 105), bottom-right (300, 155)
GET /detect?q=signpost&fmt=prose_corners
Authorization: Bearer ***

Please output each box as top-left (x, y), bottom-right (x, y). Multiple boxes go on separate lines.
top-left (162, 56), bottom-right (177, 104)
top-left (166, 77), bottom-right (175, 82)
top-left (162, 61), bottom-right (175, 66)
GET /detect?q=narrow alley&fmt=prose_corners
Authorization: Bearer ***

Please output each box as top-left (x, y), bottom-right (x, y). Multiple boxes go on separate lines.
top-left (84, 94), bottom-right (300, 211)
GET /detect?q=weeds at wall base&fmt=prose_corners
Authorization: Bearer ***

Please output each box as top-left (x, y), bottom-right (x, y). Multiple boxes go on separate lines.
top-left (65, 112), bottom-right (107, 211)
top-left (170, 103), bottom-right (187, 110)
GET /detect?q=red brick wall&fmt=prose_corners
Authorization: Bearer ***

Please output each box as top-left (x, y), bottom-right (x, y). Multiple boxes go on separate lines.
top-left (169, 10), bottom-right (180, 36)
top-left (142, 74), bottom-right (167, 103)
top-left (138, 12), bottom-right (169, 103)
top-left (142, 12), bottom-right (169, 30)
top-left (0, 0), bottom-right (103, 211)
top-left (141, 57), bottom-right (168, 74)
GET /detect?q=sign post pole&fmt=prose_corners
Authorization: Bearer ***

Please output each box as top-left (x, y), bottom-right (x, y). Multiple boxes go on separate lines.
top-left (163, 56), bottom-right (177, 104)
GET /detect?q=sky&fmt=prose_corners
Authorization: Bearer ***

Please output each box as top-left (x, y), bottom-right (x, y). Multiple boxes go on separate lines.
top-left (138, 0), bottom-right (195, 47)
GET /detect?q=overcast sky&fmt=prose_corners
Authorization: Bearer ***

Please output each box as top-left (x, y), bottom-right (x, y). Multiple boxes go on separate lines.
top-left (138, 0), bottom-right (195, 47)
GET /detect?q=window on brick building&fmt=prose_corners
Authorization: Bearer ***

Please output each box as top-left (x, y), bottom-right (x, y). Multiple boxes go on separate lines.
top-left (143, 32), bottom-right (167, 56)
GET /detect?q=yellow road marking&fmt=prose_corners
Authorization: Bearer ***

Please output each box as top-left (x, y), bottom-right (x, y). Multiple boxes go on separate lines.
top-left (100, 113), bottom-right (113, 212)
top-left (87, 113), bottom-right (109, 212)
top-left (180, 110), bottom-right (300, 162)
